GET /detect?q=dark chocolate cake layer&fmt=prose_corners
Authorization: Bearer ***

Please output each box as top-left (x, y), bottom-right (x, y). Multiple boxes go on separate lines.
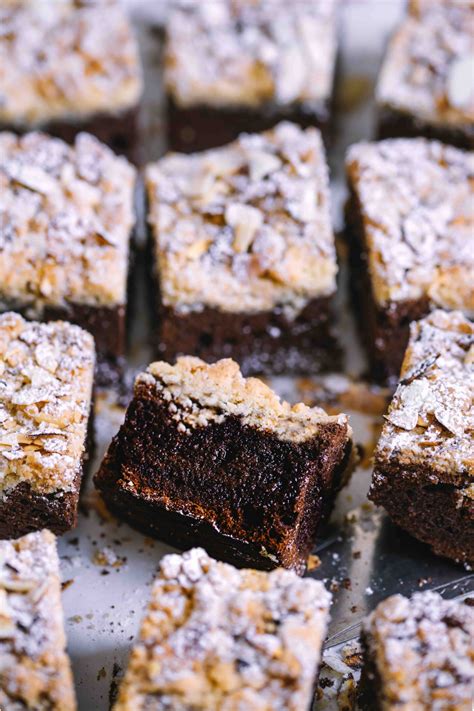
top-left (1, 106), bottom-right (142, 164)
top-left (167, 99), bottom-right (331, 154)
top-left (377, 107), bottom-right (474, 152)
top-left (155, 298), bottom-right (339, 376)
top-left (95, 358), bottom-right (353, 574)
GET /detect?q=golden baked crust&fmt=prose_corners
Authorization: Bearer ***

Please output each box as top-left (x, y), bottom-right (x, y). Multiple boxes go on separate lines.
top-left (0, 131), bottom-right (136, 311)
top-left (164, 0), bottom-right (337, 109)
top-left (346, 138), bottom-right (474, 310)
top-left (0, 0), bottom-right (142, 126)
top-left (363, 591), bottom-right (474, 711)
top-left (114, 548), bottom-right (331, 711)
top-left (0, 312), bottom-right (95, 496)
top-left (375, 310), bottom-right (473, 481)
top-left (138, 356), bottom-right (350, 443)
top-left (376, 1), bottom-right (474, 128)
top-left (0, 529), bottom-right (77, 711)
top-left (146, 122), bottom-right (337, 316)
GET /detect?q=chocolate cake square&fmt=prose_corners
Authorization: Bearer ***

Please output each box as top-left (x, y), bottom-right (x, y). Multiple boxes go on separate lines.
top-left (376, 0), bottom-right (473, 150)
top-left (345, 137), bottom-right (473, 384)
top-left (0, 312), bottom-right (95, 539)
top-left (113, 547), bottom-right (331, 711)
top-left (360, 591), bottom-right (474, 710)
top-left (164, 0), bottom-right (339, 152)
top-left (0, 0), bottom-right (143, 162)
top-left (370, 310), bottom-right (474, 565)
top-left (0, 131), bottom-right (136, 376)
top-left (95, 356), bottom-right (353, 574)
top-left (0, 529), bottom-right (77, 711)
top-left (146, 122), bottom-right (340, 375)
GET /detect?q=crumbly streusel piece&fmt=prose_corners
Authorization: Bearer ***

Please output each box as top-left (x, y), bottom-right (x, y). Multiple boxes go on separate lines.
top-left (146, 121), bottom-right (339, 374)
top-left (376, 0), bottom-right (473, 149)
top-left (0, 312), bottom-right (95, 537)
top-left (0, 0), bottom-right (142, 127)
top-left (345, 137), bottom-right (473, 382)
top-left (114, 548), bottom-right (331, 711)
top-left (361, 591), bottom-right (474, 710)
top-left (370, 310), bottom-right (474, 564)
top-left (0, 529), bottom-right (76, 711)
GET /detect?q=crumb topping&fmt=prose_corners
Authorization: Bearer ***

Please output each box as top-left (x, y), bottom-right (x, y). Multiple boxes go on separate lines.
top-left (346, 138), bottom-right (474, 310)
top-left (0, 312), bottom-right (94, 496)
top-left (146, 122), bottom-right (337, 316)
top-left (137, 356), bottom-right (350, 443)
top-left (364, 591), bottom-right (474, 710)
top-left (0, 0), bottom-right (142, 126)
top-left (374, 310), bottom-right (473, 480)
top-left (376, 1), bottom-right (474, 128)
top-left (0, 530), bottom-right (77, 711)
top-left (0, 131), bottom-right (136, 312)
top-left (114, 547), bottom-right (331, 711)
top-left (164, 0), bottom-right (337, 109)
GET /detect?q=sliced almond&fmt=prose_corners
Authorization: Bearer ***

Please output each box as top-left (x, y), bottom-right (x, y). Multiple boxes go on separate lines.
top-left (225, 203), bottom-right (263, 253)
top-left (447, 54), bottom-right (474, 111)
top-left (248, 151), bottom-right (282, 182)
top-left (184, 239), bottom-right (211, 260)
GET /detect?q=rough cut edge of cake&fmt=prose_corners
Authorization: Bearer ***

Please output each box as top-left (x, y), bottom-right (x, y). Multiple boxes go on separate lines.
top-left (136, 356), bottom-right (351, 443)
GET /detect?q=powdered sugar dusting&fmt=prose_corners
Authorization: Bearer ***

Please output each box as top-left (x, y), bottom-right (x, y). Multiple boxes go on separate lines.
top-left (0, 312), bottom-right (95, 495)
top-left (146, 122), bottom-right (337, 317)
top-left (165, 0), bottom-right (337, 110)
top-left (114, 547), bottom-right (331, 711)
top-left (0, 530), bottom-right (76, 709)
top-left (0, 131), bottom-right (136, 315)
top-left (363, 591), bottom-right (474, 709)
top-left (346, 138), bottom-right (473, 309)
top-left (377, 1), bottom-right (474, 127)
top-left (0, 0), bottom-right (142, 126)
top-left (375, 310), bottom-right (473, 480)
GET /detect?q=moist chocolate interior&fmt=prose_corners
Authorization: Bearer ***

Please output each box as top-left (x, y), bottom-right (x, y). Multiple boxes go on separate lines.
top-left (0, 105), bottom-right (142, 164)
top-left (377, 106), bottom-right (474, 151)
top-left (345, 190), bottom-right (430, 384)
top-left (167, 98), bottom-right (331, 154)
top-left (95, 382), bottom-right (351, 574)
top-left (0, 400), bottom-right (95, 539)
top-left (369, 466), bottom-right (474, 566)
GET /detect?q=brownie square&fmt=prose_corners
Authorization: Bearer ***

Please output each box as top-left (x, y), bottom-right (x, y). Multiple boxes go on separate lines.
top-left (95, 357), bottom-right (353, 574)
top-left (146, 122), bottom-right (340, 375)
top-left (164, 0), bottom-right (339, 152)
top-left (0, 312), bottom-right (95, 538)
top-left (0, 530), bottom-right (77, 710)
top-left (345, 137), bottom-right (473, 384)
top-left (376, 0), bottom-right (474, 150)
top-left (359, 591), bottom-right (474, 710)
top-left (113, 548), bottom-right (331, 711)
top-left (369, 310), bottom-right (474, 565)
top-left (0, 0), bottom-right (143, 162)
top-left (0, 131), bottom-right (136, 376)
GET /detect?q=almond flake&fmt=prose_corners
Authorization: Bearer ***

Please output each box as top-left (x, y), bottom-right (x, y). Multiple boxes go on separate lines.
top-left (248, 151), bottom-right (282, 182)
top-left (225, 203), bottom-right (263, 253)
top-left (447, 54), bottom-right (474, 111)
